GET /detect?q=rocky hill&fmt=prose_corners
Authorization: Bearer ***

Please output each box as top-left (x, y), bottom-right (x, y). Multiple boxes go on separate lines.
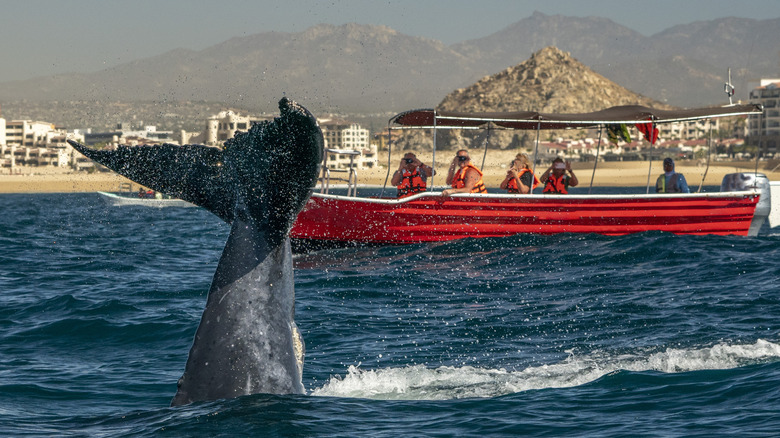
top-left (438, 46), bottom-right (663, 113)
top-left (399, 47), bottom-right (667, 152)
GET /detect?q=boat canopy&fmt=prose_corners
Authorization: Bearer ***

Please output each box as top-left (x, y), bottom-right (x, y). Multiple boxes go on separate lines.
top-left (389, 104), bottom-right (763, 130)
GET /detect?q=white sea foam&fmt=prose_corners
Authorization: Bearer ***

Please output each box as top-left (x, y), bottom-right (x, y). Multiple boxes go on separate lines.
top-left (310, 339), bottom-right (780, 400)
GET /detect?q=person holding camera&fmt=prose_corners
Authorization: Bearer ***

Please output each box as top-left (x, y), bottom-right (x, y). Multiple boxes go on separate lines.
top-left (392, 152), bottom-right (434, 198)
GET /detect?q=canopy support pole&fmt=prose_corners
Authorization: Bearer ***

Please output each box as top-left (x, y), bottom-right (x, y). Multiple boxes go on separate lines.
top-left (697, 122), bottom-right (714, 193)
top-left (531, 120), bottom-right (541, 194)
top-left (588, 126), bottom-right (603, 194)
top-left (480, 124), bottom-right (491, 171)
top-left (431, 110), bottom-right (438, 189)
top-left (754, 111), bottom-right (764, 177)
top-left (645, 122), bottom-right (656, 194)
top-left (380, 121), bottom-right (394, 198)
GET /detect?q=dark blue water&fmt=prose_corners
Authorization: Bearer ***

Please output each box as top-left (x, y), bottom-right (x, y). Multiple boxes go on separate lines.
top-left (2, 193), bottom-right (779, 437)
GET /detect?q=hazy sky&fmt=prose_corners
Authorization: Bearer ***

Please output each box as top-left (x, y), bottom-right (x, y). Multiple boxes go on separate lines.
top-left (1, 0), bottom-right (778, 83)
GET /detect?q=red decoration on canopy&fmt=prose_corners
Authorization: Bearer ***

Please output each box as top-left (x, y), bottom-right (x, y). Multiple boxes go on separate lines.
top-left (635, 121), bottom-right (659, 144)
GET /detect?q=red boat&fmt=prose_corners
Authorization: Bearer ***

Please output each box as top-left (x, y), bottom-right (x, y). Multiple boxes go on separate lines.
top-left (291, 104), bottom-right (768, 251)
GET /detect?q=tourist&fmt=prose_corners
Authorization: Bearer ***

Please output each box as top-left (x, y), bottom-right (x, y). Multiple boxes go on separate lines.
top-left (391, 152), bottom-right (434, 197)
top-left (442, 149), bottom-right (487, 196)
top-left (656, 157), bottom-right (690, 193)
top-left (540, 157), bottom-right (578, 194)
top-left (500, 153), bottom-right (539, 194)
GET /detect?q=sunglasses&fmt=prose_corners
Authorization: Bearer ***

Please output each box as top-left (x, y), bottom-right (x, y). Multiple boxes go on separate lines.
top-left (458, 156), bottom-right (470, 162)
top-left (404, 158), bottom-right (415, 164)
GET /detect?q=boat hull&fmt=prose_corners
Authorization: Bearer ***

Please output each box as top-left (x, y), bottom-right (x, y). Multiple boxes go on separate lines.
top-left (290, 191), bottom-right (760, 250)
top-left (770, 181), bottom-right (780, 228)
top-left (97, 191), bottom-right (195, 208)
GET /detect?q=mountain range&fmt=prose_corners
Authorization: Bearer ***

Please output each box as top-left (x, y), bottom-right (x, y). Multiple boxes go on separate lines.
top-left (1, 12), bottom-right (778, 115)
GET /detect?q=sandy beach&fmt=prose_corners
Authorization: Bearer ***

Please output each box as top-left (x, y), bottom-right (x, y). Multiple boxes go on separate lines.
top-left (0, 169), bottom-right (133, 194)
top-left (1, 151), bottom-right (778, 194)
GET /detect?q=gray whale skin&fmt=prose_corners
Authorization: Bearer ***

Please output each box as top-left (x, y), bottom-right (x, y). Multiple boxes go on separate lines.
top-left (68, 98), bottom-right (323, 406)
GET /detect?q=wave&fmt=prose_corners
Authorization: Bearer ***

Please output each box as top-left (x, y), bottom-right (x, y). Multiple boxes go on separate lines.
top-left (311, 339), bottom-right (780, 400)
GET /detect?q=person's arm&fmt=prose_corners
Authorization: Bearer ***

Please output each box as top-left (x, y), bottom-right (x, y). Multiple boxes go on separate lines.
top-left (445, 158), bottom-right (458, 185)
top-left (415, 159), bottom-right (434, 177)
top-left (500, 169), bottom-right (515, 190)
top-left (442, 168), bottom-right (479, 196)
top-left (567, 171), bottom-right (578, 187)
top-left (540, 166), bottom-right (553, 183)
top-left (678, 173), bottom-right (690, 193)
top-left (566, 161), bottom-right (579, 187)
top-left (391, 166), bottom-right (404, 186)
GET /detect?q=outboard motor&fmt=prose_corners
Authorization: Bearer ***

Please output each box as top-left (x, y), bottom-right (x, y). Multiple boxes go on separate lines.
top-left (721, 172), bottom-right (770, 236)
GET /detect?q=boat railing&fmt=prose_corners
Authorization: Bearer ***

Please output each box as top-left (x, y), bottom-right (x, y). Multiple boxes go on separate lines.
top-left (318, 148), bottom-right (360, 197)
top-left (118, 182), bottom-right (133, 194)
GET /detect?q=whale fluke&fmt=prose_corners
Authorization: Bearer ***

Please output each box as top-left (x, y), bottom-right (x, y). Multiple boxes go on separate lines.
top-left (69, 98), bottom-right (323, 405)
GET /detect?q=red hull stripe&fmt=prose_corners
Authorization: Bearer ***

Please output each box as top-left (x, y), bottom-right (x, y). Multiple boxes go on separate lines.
top-left (291, 193), bottom-right (759, 244)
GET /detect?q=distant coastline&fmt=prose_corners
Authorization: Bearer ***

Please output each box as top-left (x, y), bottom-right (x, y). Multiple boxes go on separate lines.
top-left (0, 169), bottom-right (130, 194)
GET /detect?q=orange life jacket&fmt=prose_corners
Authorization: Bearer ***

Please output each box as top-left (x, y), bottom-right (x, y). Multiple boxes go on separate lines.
top-left (397, 168), bottom-right (427, 197)
top-left (453, 164), bottom-right (487, 193)
top-left (542, 174), bottom-right (569, 194)
top-left (506, 168), bottom-right (540, 193)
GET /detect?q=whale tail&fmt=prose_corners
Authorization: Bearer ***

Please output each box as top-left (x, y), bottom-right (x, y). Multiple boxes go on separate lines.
top-left (70, 98), bottom-right (323, 405)
top-left (67, 97), bottom-right (323, 225)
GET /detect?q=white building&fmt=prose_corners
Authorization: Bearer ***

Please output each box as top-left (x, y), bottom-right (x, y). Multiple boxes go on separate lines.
top-left (4, 120), bottom-right (58, 147)
top-left (749, 78), bottom-right (780, 153)
top-left (324, 144), bottom-right (379, 170)
top-left (659, 118), bottom-right (720, 140)
top-left (202, 111), bottom-right (273, 146)
top-left (116, 124), bottom-right (172, 142)
top-left (318, 118), bottom-right (376, 169)
top-left (195, 112), bottom-right (378, 170)
top-left (0, 132), bottom-right (84, 169)
top-left (0, 119), bottom-right (88, 169)
top-left (320, 119), bottom-right (369, 151)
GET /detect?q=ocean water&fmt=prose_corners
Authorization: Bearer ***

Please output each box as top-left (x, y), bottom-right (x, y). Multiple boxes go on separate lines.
top-left (1, 192), bottom-right (779, 437)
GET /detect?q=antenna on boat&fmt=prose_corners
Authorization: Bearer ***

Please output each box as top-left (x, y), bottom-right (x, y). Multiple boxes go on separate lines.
top-left (724, 68), bottom-right (735, 105)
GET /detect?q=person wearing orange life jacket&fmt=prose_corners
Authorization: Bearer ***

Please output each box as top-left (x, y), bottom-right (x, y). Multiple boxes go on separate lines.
top-left (442, 149), bottom-right (487, 196)
top-left (391, 152), bottom-right (434, 198)
top-left (500, 153), bottom-right (540, 194)
top-left (540, 157), bottom-right (578, 194)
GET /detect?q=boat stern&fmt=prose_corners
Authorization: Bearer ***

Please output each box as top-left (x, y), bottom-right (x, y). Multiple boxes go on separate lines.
top-left (721, 172), bottom-right (770, 236)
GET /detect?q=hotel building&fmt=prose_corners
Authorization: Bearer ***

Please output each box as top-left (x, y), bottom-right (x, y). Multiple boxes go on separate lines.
top-left (749, 78), bottom-right (780, 154)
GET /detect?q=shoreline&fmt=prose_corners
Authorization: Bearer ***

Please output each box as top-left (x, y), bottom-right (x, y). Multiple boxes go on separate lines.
top-left (1, 157), bottom-right (778, 194)
top-left (0, 171), bottom-right (132, 194)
